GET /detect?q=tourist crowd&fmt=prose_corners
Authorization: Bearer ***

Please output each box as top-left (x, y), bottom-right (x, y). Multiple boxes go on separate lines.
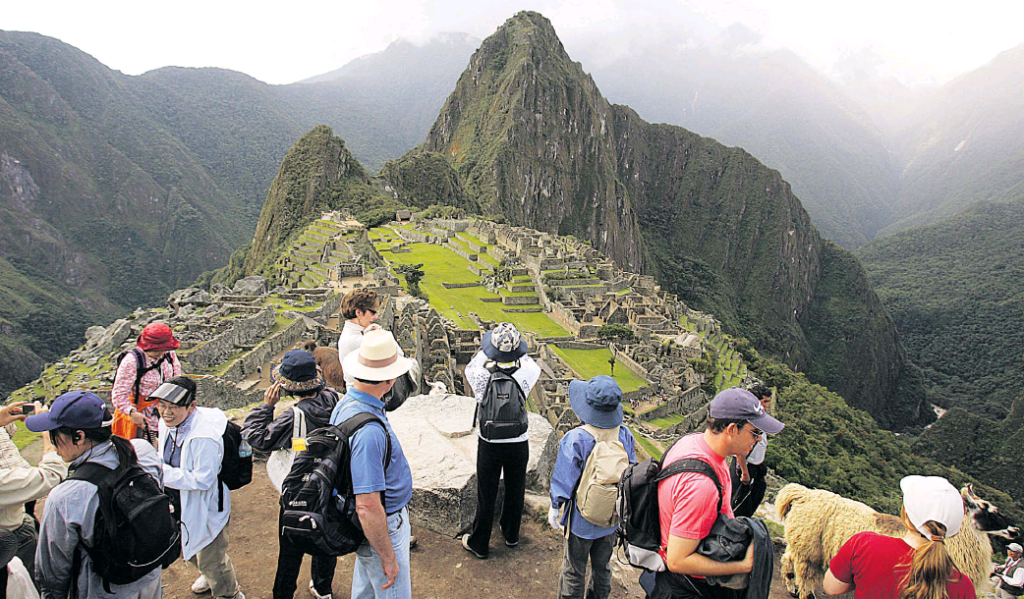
top-left (2, 288), bottom-right (1017, 599)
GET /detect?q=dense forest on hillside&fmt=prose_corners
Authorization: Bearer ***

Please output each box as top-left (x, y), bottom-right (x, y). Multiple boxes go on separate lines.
top-left (858, 200), bottom-right (1024, 418)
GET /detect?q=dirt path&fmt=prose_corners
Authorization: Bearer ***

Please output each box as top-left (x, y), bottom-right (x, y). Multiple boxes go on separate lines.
top-left (160, 459), bottom-right (634, 599)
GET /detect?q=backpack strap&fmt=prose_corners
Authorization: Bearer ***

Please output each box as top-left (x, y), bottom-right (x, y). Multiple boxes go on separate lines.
top-left (655, 458), bottom-right (724, 516)
top-left (69, 463), bottom-right (120, 592)
top-left (292, 406), bottom-right (307, 438)
top-left (338, 412), bottom-right (393, 471)
top-left (130, 348), bottom-right (169, 405)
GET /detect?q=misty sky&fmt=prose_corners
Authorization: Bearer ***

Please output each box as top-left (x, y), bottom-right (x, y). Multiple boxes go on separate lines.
top-left (3, 0), bottom-right (1022, 86)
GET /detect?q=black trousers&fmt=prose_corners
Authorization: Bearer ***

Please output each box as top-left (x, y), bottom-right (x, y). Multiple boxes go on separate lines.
top-left (273, 509), bottom-right (338, 599)
top-left (730, 460), bottom-right (767, 518)
top-left (647, 570), bottom-right (738, 599)
top-left (466, 438), bottom-right (529, 556)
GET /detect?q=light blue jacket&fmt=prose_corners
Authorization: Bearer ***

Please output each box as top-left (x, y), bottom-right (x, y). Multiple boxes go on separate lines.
top-left (35, 439), bottom-right (163, 599)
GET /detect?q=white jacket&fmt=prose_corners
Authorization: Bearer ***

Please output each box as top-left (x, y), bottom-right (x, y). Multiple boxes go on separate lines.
top-left (159, 407), bottom-right (230, 560)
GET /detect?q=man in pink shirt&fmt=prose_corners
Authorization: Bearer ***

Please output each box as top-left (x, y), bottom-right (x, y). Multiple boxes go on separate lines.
top-left (652, 387), bottom-right (784, 598)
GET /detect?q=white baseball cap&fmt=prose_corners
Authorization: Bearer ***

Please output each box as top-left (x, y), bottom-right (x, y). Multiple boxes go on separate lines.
top-left (1009, 543), bottom-right (1023, 553)
top-left (900, 475), bottom-right (965, 539)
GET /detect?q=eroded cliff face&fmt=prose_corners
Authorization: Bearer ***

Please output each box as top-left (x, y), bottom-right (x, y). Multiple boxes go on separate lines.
top-left (390, 11), bottom-right (928, 428)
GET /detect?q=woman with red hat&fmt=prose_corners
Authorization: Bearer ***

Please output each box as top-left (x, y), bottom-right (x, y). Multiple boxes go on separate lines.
top-left (110, 322), bottom-right (182, 446)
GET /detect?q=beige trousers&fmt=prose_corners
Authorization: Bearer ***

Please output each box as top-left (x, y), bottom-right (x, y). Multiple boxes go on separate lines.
top-left (189, 523), bottom-right (240, 598)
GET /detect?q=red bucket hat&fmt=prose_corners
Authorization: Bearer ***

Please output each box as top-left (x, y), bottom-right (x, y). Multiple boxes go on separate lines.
top-left (136, 322), bottom-right (180, 352)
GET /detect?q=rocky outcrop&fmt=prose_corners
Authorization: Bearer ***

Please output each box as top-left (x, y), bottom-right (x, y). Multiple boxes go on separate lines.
top-left (389, 393), bottom-right (557, 535)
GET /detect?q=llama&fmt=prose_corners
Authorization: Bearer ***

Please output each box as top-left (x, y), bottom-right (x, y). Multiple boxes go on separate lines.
top-left (777, 483), bottom-right (1020, 599)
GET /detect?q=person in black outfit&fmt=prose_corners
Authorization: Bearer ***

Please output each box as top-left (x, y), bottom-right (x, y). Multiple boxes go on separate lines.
top-left (730, 385), bottom-right (773, 518)
top-left (242, 350), bottom-right (339, 599)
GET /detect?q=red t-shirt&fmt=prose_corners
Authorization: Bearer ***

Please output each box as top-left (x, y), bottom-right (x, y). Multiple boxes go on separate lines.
top-left (657, 433), bottom-right (733, 561)
top-left (830, 532), bottom-right (977, 599)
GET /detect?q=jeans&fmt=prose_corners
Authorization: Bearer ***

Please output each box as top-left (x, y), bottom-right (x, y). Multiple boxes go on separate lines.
top-left (352, 507), bottom-right (411, 599)
top-left (466, 438), bottom-right (529, 556)
top-left (273, 509), bottom-right (338, 599)
top-left (558, 531), bottom-right (615, 599)
top-left (190, 523), bottom-right (240, 598)
top-left (649, 571), bottom-right (738, 599)
top-left (730, 461), bottom-right (767, 519)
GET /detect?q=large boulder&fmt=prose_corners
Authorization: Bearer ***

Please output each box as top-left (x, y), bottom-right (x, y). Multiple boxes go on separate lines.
top-left (81, 319), bottom-right (133, 357)
top-left (388, 393), bottom-right (557, 536)
top-left (232, 276), bottom-right (269, 297)
top-left (168, 287), bottom-right (212, 309)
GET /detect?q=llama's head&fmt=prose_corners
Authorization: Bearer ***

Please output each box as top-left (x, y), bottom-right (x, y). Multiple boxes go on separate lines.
top-left (963, 484), bottom-right (1021, 540)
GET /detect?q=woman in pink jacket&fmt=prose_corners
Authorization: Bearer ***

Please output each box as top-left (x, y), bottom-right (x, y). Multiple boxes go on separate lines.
top-left (111, 322), bottom-right (181, 446)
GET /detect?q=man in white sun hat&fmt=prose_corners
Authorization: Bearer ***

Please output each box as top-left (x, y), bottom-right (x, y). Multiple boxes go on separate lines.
top-left (994, 541), bottom-right (1023, 599)
top-left (332, 329), bottom-right (414, 599)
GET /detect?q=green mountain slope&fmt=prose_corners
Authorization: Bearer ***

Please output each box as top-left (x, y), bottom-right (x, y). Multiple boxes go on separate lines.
top-left (913, 398), bottom-right (1024, 518)
top-left (385, 11), bottom-right (927, 429)
top-left (584, 33), bottom-right (897, 249)
top-left (858, 200), bottom-right (1024, 418)
top-left (232, 126), bottom-right (400, 281)
top-left (884, 43), bottom-right (1024, 235)
top-left (0, 31), bottom-right (241, 395)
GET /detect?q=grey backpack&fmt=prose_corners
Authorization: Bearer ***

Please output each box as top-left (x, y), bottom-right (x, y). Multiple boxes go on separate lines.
top-left (474, 363), bottom-right (529, 440)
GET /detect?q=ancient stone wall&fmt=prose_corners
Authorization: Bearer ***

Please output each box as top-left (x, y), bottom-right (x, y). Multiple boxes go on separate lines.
top-left (179, 308), bottom-right (276, 372)
top-left (221, 319), bottom-right (306, 382)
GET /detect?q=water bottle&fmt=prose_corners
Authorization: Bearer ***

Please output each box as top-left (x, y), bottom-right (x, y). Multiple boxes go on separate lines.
top-left (239, 438), bottom-right (252, 459)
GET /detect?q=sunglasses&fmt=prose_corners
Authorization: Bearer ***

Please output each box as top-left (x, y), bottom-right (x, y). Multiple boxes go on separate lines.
top-left (742, 424), bottom-right (764, 439)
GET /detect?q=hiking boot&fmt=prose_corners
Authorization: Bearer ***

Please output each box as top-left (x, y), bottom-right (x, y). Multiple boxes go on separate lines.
top-left (461, 533), bottom-right (487, 559)
top-left (309, 580), bottom-right (332, 599)
top-left (191, 575), bottom-right (210, 594)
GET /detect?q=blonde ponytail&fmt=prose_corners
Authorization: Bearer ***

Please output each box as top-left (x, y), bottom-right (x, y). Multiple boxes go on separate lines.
top-left (898, 507), bottom-right (961, 599)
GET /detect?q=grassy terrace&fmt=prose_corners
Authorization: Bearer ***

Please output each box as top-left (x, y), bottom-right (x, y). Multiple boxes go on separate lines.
top-left (457, 231), bottom-right (487, 247)
top-left (550, 346), bottom-right (647, 392)
top-left (383, 241), bottom-right (568, 336)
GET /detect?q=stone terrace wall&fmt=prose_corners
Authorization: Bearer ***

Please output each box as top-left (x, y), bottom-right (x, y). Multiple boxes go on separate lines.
top-left (222, 319), bottom-right (306, 382)
top-left (180, 308), bottom-right (276, 371)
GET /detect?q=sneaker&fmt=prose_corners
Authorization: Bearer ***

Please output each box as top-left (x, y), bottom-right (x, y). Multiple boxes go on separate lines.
top-left (505, 537), bottom-right (519, 547)
top-left (461, 533), bottom-right (487, 559)
top-left (191, 575), bottom-right (210, 594)
top-left (409, 535), bottom-right (418, 549)
top-left (309, 580), bottom-right (332, 599)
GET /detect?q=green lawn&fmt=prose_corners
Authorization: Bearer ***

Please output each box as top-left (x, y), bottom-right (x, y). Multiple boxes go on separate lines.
top-left (629, 426), bottom-right (663, 460)
top-left (385, 243), bottom-right (568, 336)
top-left (550, 346), bottom-right (647, 392)
top-left (647, 413), bottom-right (686, 429)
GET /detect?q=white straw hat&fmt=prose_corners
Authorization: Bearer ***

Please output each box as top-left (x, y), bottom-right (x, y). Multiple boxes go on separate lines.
top-left (342, 330), bottom-right (412, 382)
top-left (900, 475), bottom-right (965, 539)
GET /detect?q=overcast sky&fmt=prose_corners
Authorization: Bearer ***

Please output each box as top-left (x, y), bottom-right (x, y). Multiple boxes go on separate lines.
top-left (3, 0), bottom-right (1022, 86)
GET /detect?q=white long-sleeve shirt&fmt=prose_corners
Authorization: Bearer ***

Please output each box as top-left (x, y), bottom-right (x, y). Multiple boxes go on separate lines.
top-left (998, 558), bottom-right (1024, 588)
top-left (464, 350), bottom-right (540, 443)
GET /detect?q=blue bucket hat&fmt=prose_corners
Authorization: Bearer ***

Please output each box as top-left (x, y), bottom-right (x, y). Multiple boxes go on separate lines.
top-left (481, 323), bottom-right (528, 363)
top-left (271, 350), bottom-right (325, 393)
top-left (568, 376), bottom-right (623, 429)
top-left (25, 390), bottom-right (110, 432)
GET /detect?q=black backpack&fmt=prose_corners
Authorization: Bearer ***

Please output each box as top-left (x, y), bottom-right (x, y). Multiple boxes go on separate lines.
top-left (217, 420), bottom-right (253, 510)
top-left (279, 413), bottom-right (392, 556)
top-left (115, 348), bottom-right (170, 400)
top-left (616, 438), bottom-right (723, 572)
top-left (70, 462), bottom-right (181, 591)
top-left (474, 362), bottom-right (529, 440)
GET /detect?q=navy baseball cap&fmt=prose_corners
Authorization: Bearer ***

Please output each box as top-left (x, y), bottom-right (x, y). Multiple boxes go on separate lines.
top-left (25, 390), bottom-right (111, 432)
top-left (709, 387), bottom-right (784, 434)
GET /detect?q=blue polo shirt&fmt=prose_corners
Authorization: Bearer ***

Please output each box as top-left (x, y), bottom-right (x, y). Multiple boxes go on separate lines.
top-left (549, 425), bottom-right (637, 539)
top-left (330, 388), bottom-right (412, 514)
